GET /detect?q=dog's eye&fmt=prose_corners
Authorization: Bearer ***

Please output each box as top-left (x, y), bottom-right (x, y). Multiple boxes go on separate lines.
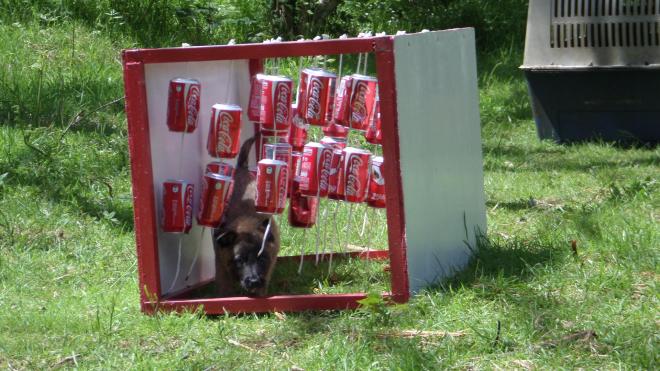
top-left (234, 255), bottom-right (246, 265)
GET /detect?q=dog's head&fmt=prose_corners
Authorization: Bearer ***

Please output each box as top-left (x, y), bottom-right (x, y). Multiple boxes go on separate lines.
top-left (214, 216), bottom-right (277, 296)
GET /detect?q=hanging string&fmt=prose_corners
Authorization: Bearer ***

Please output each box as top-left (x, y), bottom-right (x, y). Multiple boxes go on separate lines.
top-left (185, 227), bottom-right (206, 281)
top-left (165, 237), bottom-right (183, 295)
top-left (298, 228), bottom-right (307, 274)
top-left (258, 217), bottom-right (273, 257)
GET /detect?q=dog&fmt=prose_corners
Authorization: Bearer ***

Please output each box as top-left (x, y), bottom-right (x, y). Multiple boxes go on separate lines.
top-left (213, 136), bottom-right (280, 297)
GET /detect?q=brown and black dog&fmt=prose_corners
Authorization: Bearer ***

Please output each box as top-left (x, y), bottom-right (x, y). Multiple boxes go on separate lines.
top-left (213, 136), bottom-right (280, 297)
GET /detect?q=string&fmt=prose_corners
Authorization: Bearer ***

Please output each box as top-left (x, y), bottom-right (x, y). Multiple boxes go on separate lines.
top-left (184, 227), bottom-right (205, 281)
top-left (165, 237), bottom-right (183, 295)
top-left (258, 217), bottom-right (272, 257)
top-left (365, 207), bottom-right (375, 259)
top-left (298, 228), bottom-right (307, 274)
top-left (363, 52), bottom-right (369, 74)
top-left (344, 203), bottom-right (354, 254)
top-left (359, 202), bottom-right (369, 238)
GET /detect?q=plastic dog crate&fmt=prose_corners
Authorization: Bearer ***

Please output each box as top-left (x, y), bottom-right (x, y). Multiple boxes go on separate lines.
top-left (121, 29), bottom-right (487, 314)
top-left (522, 0), bottom-right (660, 144)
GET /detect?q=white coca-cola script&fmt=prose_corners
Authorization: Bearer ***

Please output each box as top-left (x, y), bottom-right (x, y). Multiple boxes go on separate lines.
top-left (186, 85), bottom-right (200, 128)
top-left (306, 77), bottom-right (323, 120)
top-left (274, 82), bottom-right (290, 125)
top-left (345, 155), bottom-right (364, 196)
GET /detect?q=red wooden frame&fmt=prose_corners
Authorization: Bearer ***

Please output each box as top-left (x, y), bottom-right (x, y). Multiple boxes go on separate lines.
top-left (122, 37), bottom-right (409, 314)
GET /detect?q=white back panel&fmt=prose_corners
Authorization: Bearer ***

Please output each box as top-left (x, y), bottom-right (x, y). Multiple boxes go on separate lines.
top-left (144, 60), bottom-right (254, 295)
top-left (393, 29), bottom-right (487, 292)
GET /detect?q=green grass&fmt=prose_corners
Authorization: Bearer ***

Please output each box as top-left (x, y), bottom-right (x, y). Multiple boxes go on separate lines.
top-left (1, 19), bottom-right (659, 370)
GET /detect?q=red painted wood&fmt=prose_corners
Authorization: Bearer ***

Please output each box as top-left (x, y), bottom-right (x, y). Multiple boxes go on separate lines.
top-left (123, 37), bottom-right (386, 65)
top-left (122, 59), bottom-right (162, 304)
top-left (374, 38), bottom-right (410, 303)
top-left (149, 293), bottom-right (393, 314)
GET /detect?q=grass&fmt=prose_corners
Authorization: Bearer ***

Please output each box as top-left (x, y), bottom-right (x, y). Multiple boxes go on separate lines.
top-left (0, 17), bottom-right (659, 371)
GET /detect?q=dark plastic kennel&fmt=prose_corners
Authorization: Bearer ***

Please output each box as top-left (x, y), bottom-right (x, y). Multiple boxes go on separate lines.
top-left (522, 0), bottom-right (660, 144)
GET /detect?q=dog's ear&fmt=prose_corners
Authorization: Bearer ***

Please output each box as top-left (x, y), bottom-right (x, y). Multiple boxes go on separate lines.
top-left (215, 230), bottom-right (237, 248)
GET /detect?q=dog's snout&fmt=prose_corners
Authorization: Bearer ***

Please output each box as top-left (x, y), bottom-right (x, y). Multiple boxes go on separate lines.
top-left (244, 276), bottom-right (264, 289)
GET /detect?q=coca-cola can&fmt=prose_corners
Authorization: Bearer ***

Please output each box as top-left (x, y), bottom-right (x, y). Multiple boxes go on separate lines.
top-left (320, 136), bottom-right (347, 150)
top-left (288, 177), bottom-right (319, 228)
top-left (262, 142), bottom-right (292, 181)
top-left (367, 156), bottom-right (386, 208)
top-left (289, 151), bottom-right (303, 197)
top-left (333, 76), bottom-right (353, 126)
top-left (288, 105), bottom-right (308, 151)
top-left (207, 103), bottom-right (242, 158)
top-left (166, 78), bottom-right (201, 133)
top-left (296, 69), bottom-right (311, 116)
top-left (255, 75), bottom-right (293, 131)
top-left (303, 68), bottom-right (337, 126)
top-left (197, 173), bottom-right (233, 227)
top-left (247, 74), bottom-right (264, 122)
top-left (322, 121), bottom-right (349, 139)
top-left (364, 100), bottom-right (382, 145)
top-left (257, 131), bottom-right (288, 161)
top-left (255, 159), bottom-right (289, 214)
top-left (337, 147), bottom-right (372, 203)
top-left (299, 142), bottom-right (334, 197)
top-left (327, 149), bottom-right (344, 200)
top-left (205, 161), bottom-right (234, 177)
top-left (349, 74), bottom-right (378, 131)
top-left (161, 180), bottom-right (194, 233)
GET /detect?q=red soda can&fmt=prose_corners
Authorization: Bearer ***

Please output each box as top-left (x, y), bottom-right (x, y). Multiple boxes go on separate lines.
top-left (299, 142), bottom-right (333, 197)
top-left (320, 136), bottom-right (347, 150)
top-left (288, 105), bottom-right (308, 151)
top-left (258, 75), bottom-right (293, 130)
top-left (288, 177), bottom-right (319, 228)
top-left (364, 100), bottom-right (382, 145)
top-left (337, 147), bottom-right (371, 203)
top-left (296, 69), bottom-right (311, 116)
top-left (303, 68), bottom-right (337, 126)
top-left (367, 156), bottom-right (386, 208)
top-left (255, 159), bottom-right (289, 214)
top-left (323, 121), bottom-right (349, 139)
top-left (247, 74), bottom-right (264, 122)
top-left (166, 78), bottom-right (201, 133)
top-left (289, 151), bottom-right (303, 196)
top-left (207, 103), bottom-right (242, 158)
top-left (161, 180), bottom-right (194, 233)
top-left (205, 161), bottom-right (234, 177)
top-left (349, 74), bottom-right (378, 131)
top-left (333, 76), bottom-right (353, 126)
top-left (262, 142), bottom-right (292, 182)
top-left (197, 173), bottom-right (233, 227)
top-left (327, 149), bottom-right (344, 200)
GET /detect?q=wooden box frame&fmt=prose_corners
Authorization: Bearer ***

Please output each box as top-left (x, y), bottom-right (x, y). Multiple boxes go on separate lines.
top-left (122, 29), bottom-right (486, 314)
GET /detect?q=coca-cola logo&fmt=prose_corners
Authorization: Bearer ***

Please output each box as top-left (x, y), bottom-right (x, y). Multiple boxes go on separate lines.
top-left (217, 111), bottom-right (234, 152)
top-left (278, 166), bottom-right (288, 208)
top-left (306, 77), bottom-right (323, 120)
top-left (184, 185), bottom-right (194, 225)
top-left (186, 85), bottom-right (200, 128)
top-left (346, 155), bottom-right (364, 196)
top-left (350, 82), bottom-right (369, 123)
top-left (274, 82), bottom-right (290, 126)
top-left (319, 149), bottom-right (333, 190)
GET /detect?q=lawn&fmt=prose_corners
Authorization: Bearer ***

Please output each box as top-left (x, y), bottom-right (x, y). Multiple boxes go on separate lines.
top-left (0, 16), bottom-right (658, 370)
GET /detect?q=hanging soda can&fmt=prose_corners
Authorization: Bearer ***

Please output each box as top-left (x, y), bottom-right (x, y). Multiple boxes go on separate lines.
top-left (322, 121), bottom-right (349, 140)
top-left (247, 74), bottom-right (265, 122)
top-left (205, 161), bottom-right (234, 177)
top-left (289, 151), bottom-right (303, 197)
top-left (349, 74), bottom-right (378, 131)
top-left (333, 76), bottom-right (353, 126)
top-left (296, 69), bottom-right (311, 116)
top-left (166, 78), bottom-right (201, 133)
top-left (364, 100), bottom-right (382, 145)
top-left (337, 147), bottom-right (372, 203)
top-left (257, 129), bottom-right (288, 161)
top-left (197, 173), bottom-right (233, 227)
top-left (207, 103), bottom-right (242, 158)
top-left (320, 136), bottom-right (347, 151)
top-left (255, 159), bottom-right (289, 214)
top-left (262, 142), bottom-right (293, 183)
top-left (288, 104), bottom-right (308, 152)
top-left (161, 180), bottom-right (194, 233)
top-left (299, 142), bottom-right (333, 197)
top-left (327, 149), bottom-right (344, 200)
top-left (303, 68), bottom-right (337, 126)
top-left (250, 74), bottom-right (293, 130)
top-left (367, 156), bottom-right (386, 208)
top-left (288, 177), bottom-right (319, 228)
